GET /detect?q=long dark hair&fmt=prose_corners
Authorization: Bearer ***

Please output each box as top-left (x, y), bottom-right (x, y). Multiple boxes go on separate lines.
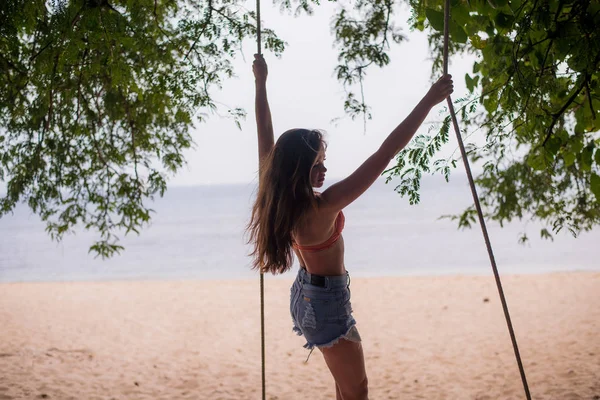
top-left (247, 128), bottom-right (325, 274)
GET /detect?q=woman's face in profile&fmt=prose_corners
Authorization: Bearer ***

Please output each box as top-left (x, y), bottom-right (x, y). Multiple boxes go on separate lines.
top-left (310, 149), bottom-right (327, 188)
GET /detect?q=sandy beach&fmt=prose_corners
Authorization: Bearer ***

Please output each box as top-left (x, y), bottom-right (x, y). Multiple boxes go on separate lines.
top-left (0, 271), bottom-right (598, 400)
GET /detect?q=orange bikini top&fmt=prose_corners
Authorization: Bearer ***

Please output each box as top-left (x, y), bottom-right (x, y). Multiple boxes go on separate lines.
top-left (292, 211), bottom-right (345, 252)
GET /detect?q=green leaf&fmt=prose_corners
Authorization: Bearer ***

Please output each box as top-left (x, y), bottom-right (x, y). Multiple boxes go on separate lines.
top-left (589, 2), bottom-right (600, 24)
top-left (470, 35), bottom-right (487, 50)
top-left (450, 23), bottom-right (469, 44)
top-left (540, 228), bottom-right (554, 241)
top-left (425, 8), bottom-right (445, 32)
top-left (563, 151), bottom-right (577, 167)
top-left (509, 0), bottom-right (523, 13)
top-left (465, 73), bottom-right (474, 92)
top-left (567, 54), bottom-right (587, 72)
top-left (545, 136), bottom-right (562, 156)
top-left (581, 145), bottom-right (594, 171)
top-left (451, 4), bottom-right (471, 26)
top-left (494, 13), bottom-right (514, 30)
top-left (527, 149), bottom-right (553, 171)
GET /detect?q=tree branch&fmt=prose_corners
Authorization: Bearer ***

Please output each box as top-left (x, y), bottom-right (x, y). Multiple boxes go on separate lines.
top-left (538, 38), bottom-right (554, 79)
top-left (99, 10), bottom-right (115, 61)
top-left (153, 0), bottom-right (171, 39)
top-left (44, 53), bottom-right (60, 134)
top-left (542, 79), bottom-right (586, 146)
top-left (585, 75), bottom-right (596, 120)
top-left (76, 47), bottom-right (89, 122)
top-left (184, 2), bottom-right (213, 62)
top-left (122, 92), bottom-right (140, 185)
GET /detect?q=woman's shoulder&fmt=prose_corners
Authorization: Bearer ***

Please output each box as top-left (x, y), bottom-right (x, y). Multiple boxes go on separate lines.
top-left (313, 191), bottom-right (343, 215)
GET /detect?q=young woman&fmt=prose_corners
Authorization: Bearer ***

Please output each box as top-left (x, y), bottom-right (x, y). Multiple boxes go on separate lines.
top-left (248, 54), bottom-right (453, 400)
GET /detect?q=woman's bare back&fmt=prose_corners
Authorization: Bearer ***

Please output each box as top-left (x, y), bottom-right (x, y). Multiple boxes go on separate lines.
top-left (293, 203), bottom-right (346, 276)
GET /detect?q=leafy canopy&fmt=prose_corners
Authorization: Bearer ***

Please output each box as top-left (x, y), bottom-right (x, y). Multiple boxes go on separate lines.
top-left (382, 0), bottom-right (600, 241)
top-left (0, 0), bottom-right (283, 257)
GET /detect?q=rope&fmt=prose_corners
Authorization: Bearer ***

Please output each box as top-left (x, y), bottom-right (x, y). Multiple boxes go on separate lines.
top-left (260, 272), bottom-right (266, 400)
top-left (256, 1), bottom-right (266, 399)
top-left (257, 0), bottom-right (262, 56)
top-left (442, 1), bottom-right (531, 398)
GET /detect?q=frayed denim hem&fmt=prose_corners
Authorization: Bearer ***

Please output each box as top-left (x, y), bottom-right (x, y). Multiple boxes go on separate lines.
top-left (302, 324), bottom-right (361, 351)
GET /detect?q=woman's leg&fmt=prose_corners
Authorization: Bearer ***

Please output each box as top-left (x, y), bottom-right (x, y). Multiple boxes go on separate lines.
top-left (321, 339), bottom-right (368, 400)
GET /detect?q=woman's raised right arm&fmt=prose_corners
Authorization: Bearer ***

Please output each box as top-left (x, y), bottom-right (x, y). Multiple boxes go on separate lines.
top-left (320, 75), bottom-right (454, 211)
top-left (253, 54), bottom-right (274, 166)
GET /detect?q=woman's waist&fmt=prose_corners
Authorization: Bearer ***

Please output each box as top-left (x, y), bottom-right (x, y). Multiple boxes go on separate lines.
top-left (297, 265), bottom-right (349, 290)
top-left (298, 247), bottom-right (345, 274)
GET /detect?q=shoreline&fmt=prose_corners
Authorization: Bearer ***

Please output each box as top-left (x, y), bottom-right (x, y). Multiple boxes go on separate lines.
top-left (2, 267), bottom-right (599, 285)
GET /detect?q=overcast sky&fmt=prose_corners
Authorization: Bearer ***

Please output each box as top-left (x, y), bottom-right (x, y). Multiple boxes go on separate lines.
top-left (171, 1), bottom-right (476, 186)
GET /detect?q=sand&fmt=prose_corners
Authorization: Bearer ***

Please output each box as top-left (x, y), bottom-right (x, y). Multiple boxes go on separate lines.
top-left (0, 271), bottom-right (599, 400)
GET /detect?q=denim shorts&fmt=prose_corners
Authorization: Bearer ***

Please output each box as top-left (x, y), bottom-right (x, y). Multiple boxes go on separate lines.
top-left (290, 268), bottom-right (361, 350)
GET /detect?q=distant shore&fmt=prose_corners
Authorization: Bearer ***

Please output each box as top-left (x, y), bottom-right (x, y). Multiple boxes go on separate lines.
top-left (1, 271), bottom-right (598, 399)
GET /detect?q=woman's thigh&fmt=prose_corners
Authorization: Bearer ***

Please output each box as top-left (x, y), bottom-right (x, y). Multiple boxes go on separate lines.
top-left (321, 337), bottom-right (368, 400)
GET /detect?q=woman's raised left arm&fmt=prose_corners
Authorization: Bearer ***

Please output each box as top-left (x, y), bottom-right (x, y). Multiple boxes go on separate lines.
top-left (253, 54), bottom-right (274, 166)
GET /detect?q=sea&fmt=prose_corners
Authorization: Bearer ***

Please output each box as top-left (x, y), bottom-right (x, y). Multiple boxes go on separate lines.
top-left (1, 175), bottom-right (598, 283)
